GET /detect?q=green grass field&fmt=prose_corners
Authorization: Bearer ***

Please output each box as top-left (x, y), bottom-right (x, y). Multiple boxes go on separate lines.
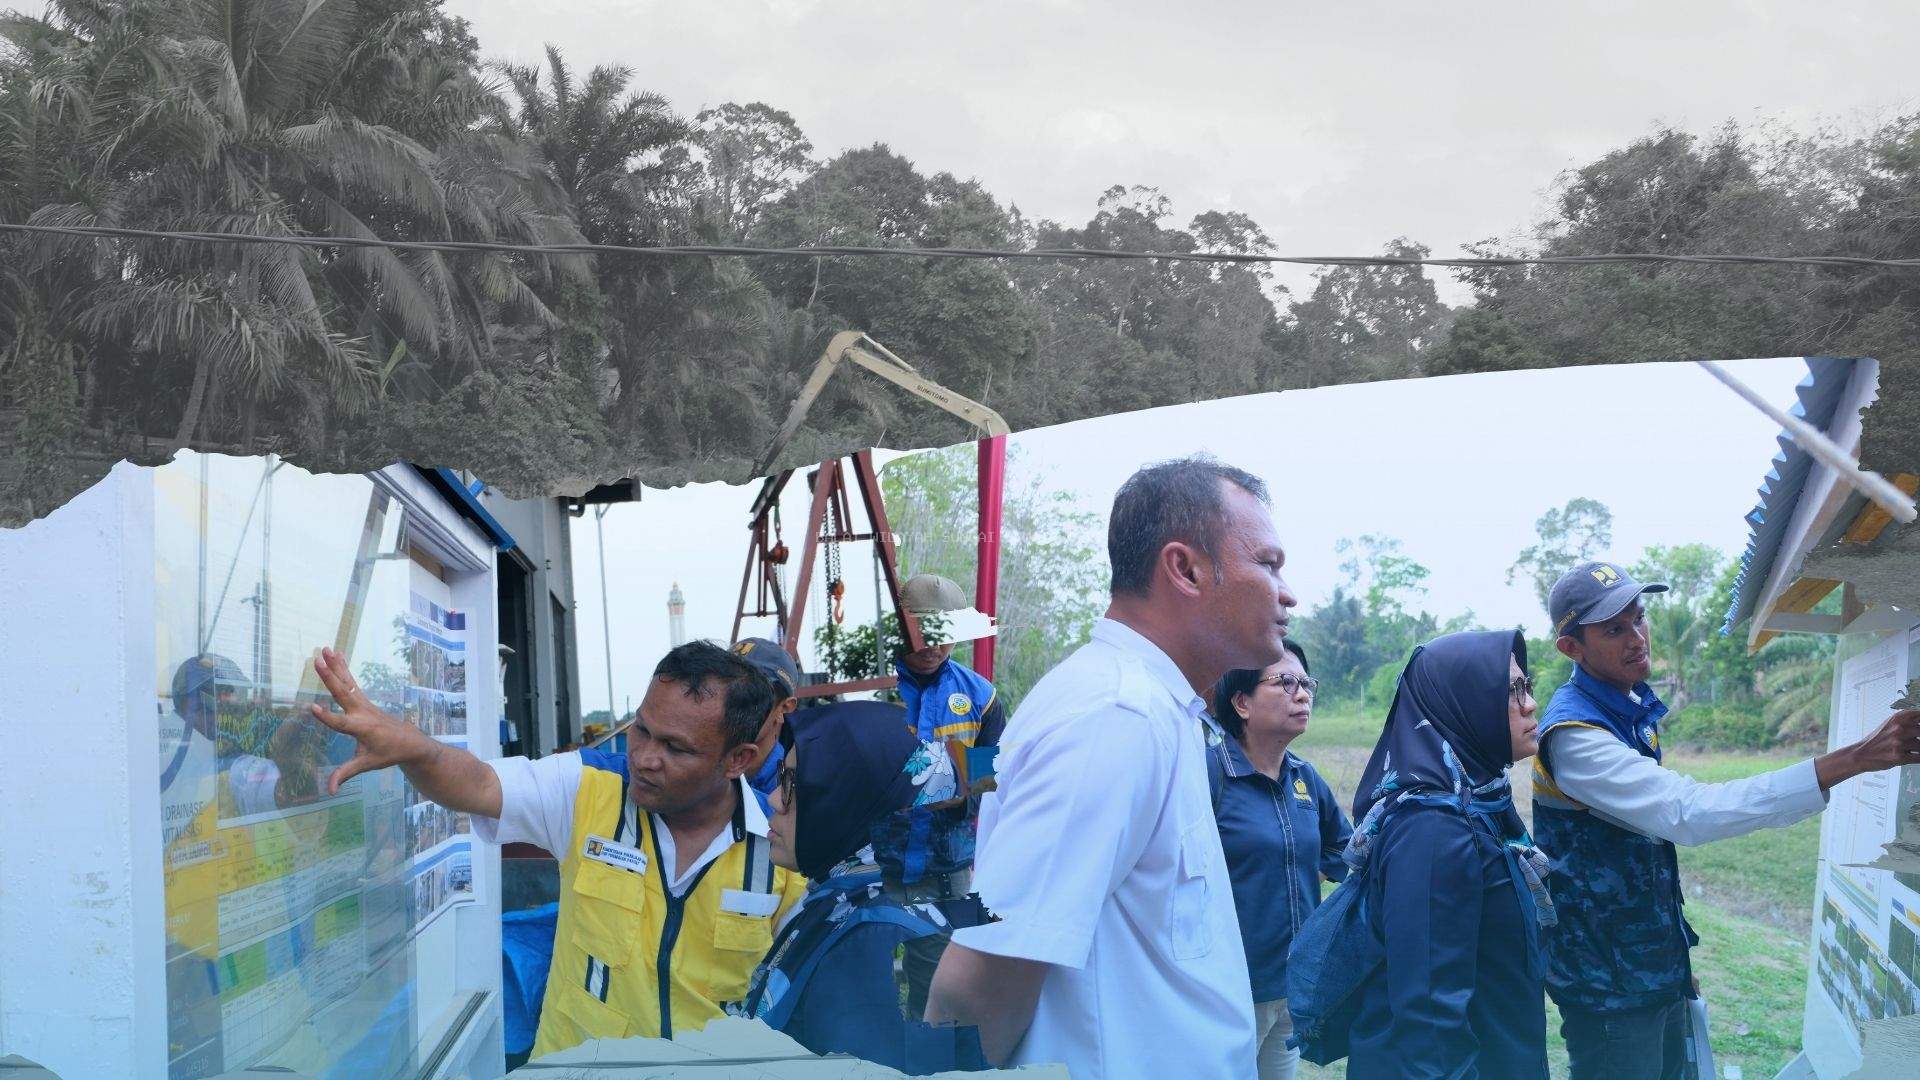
top-left (1286, 705), bottom-right (1817, 1080)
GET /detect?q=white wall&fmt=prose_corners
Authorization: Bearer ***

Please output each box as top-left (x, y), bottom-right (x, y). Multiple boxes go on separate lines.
top-left (0, 463), bottom-right (167, 1076)
top-left (480, 493), bottom-right (584, 753)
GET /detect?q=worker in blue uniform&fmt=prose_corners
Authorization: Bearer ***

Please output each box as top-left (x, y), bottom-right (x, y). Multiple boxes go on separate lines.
top-left (739, 699), bottom-right (988, 1072)
top-left (1206, 639), bottom-right (1352, 1080)
top-left (1343, 629), bottom-right (1557, 1080)
top-left (867, 573), bottom-right (1006, 1019)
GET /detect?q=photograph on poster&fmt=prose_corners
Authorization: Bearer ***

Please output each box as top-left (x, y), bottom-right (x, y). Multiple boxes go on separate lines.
top-left (393, 577), bottom-right (477, 937)
top-left (1816, 893), bottom-right (1920, 1038)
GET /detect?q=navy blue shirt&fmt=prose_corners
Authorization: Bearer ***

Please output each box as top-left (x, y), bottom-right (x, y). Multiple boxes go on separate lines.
top-left (784, 919), bottom-right (919, 1066)
top-left (1208, 741), bottom-right (1353, 1002)
top-left (1348, 802), bottom-right (1549, 1080)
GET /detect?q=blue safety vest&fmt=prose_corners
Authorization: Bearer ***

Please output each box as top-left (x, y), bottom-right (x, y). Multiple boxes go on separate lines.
top-left (870, 660), bottom-right (996, 883)
top-left (1531, 667), bottom-right (1698, 1014)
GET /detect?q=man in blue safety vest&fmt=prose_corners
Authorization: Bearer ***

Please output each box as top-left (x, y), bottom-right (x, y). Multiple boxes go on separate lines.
top-left (1531, 560), bottom-right (1920, 1080)
top-left (869, 573), bottom-right (1006, 1021)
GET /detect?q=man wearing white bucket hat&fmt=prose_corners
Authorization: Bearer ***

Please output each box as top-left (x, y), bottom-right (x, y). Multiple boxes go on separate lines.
top-left (869, 572), bottom-right (1006, 1020)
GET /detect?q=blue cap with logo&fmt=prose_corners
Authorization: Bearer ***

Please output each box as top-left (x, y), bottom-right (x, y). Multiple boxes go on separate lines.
top-left (1549, 561), bottom-right (1669, 638)
top-left (732, 637), bottom-right (801, 700)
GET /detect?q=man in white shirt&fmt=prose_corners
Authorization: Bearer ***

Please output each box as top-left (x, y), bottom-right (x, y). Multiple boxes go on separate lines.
top-left (1531, 560), bottom-right (1920, 1080)
top-left (925, 455), bottom-right (1300, 1078)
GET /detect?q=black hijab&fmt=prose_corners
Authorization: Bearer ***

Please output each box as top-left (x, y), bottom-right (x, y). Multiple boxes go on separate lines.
top-left (785, 700), bottom-right (945, 881)
top-left (1351, 629), bottom-right (1528, 825)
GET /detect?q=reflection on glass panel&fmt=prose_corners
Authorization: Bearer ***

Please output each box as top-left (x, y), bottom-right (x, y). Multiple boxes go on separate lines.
top-left (154, 452), bottom-right (472, 1079)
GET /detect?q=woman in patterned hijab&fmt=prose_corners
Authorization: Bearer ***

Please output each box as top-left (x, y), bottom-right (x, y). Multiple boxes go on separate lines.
top-left (1341, 629), bottom-right (1556, 1080)
top-left (741, 700), bottom-right (985, 1072)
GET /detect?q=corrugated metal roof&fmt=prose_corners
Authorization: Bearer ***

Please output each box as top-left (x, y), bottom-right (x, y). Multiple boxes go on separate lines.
top-left (1720, 357), bottom-right (1860, 636)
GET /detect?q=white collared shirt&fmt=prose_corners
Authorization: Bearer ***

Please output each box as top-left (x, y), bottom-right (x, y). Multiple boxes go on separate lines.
top-left (954, 618), bottom-right (1257, 1080)
top-left (475, 752), bottom-right (768, 897)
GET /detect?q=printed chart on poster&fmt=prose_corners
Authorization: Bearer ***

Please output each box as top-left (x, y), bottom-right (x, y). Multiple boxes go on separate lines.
top-left (1810, 626), bottom-right (1920, 1053)
top-left (400, 559), bottom-right (476, 933)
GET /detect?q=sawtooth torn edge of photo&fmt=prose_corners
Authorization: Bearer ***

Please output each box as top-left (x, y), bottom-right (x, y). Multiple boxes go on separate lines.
top-left (509, 1017), bottom-right (1068, 1079)
top-left (1843, 1013), bottom-right (1920, 1080)
top-left (2, 354), bottom-right (1914, 535)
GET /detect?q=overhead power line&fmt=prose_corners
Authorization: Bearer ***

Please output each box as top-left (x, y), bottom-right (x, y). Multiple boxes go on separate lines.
top-left (1, 220), bottom-right (1916, 271)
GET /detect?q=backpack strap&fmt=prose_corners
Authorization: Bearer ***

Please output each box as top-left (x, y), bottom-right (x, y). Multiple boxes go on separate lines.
top-left (761, 903), bottom-right (944, 1030)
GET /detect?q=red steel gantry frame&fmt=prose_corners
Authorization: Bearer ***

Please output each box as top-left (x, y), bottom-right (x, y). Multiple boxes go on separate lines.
top-left (730, 333), bottom-right (1011, 695)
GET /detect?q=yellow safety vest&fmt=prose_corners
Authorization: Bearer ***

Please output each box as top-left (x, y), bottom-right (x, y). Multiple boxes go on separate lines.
top-left (531, 761), bottom-right (806, 1059)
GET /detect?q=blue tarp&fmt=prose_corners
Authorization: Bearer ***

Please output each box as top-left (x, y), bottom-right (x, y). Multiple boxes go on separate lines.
top-left (502, 903), bottom-right (561, 1054)
top-left (322, 981), bottom-right (414, 1080)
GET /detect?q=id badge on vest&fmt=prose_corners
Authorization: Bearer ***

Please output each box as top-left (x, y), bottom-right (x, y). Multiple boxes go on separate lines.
top-left (583, 833), bottom-right (649, 876)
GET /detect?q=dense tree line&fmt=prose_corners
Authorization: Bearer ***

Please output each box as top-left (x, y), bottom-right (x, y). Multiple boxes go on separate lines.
top-left (864, 466), bottom-right (1832, 748)
top-left (1287, 497), bottom-right (1838, 749)
top-left (4, 2), bottom-right (1917, 528)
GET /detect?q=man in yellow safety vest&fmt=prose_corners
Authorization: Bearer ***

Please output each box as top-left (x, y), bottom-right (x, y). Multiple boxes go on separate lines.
top-left (305, 638), bottom-right (806, 1059)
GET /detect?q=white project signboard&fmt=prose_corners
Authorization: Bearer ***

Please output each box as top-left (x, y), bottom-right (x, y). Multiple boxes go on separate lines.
top-left (1805, 625), bottom-right (1920, 1075)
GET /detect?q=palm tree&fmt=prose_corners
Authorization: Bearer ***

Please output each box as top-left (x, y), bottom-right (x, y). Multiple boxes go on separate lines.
top-left (0, 0), bottom-right (585, 460)
top-left (1754, 635), bottom-right (1837, 745)
top-left (488, 46), bottom-right (775, 462)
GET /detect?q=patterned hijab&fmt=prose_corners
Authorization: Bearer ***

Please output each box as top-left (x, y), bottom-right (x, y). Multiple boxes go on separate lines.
top-left (786, 700), bottom-right (958, 881)
top-left (1352, 629), bottom-right (1526, 823)
top-left (1347, 629), bottom-right (1556, 927)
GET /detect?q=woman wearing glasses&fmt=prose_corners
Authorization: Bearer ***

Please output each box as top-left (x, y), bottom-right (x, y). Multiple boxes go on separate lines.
top-left (1339, 629), bottom-right (1553, 1080)
top-left (1207, 639), bottom-right (1354, 1080)
top-left (738, 699), bottom-right (987, 1072)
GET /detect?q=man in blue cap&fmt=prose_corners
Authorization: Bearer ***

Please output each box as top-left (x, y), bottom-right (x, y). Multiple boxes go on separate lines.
top-left (732, 637), bottom-right (804, 809)
top-left (1531, 560), bottom-right (1920, 1080)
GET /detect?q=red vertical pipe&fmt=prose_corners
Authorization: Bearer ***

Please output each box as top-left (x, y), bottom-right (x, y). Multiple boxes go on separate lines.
top-left (973, 435), bottom-right (1007, 680)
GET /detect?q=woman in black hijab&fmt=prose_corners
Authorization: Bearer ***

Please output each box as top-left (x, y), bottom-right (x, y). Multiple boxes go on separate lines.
top-left (736, 699), bottom-right (986, 1072)
top-left (1343, 629), bottom-right (1555, 1080)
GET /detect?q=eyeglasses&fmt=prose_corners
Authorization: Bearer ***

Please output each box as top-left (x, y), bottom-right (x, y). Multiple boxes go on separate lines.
top-left (1259, 672), bottom-right (1318, 699)
top-left (1511, 675), bottom-right (1534, 703)
top-left (775, 762), bottom-right (797, 809)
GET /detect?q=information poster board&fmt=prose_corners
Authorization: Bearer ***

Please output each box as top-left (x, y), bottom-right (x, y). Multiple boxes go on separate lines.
top-left (401, 559), bottom-right (476, 932)
top-left (1806, 625), bottom-right (1920, 1069)
top-left (154, 454), bottom-right (478, 1079)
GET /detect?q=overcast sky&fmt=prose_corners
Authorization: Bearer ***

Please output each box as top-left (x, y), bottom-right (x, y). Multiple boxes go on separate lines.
top-left (480, 2), bottom-right (1918, 712)
top-left (449, 0), bottom-right (1919, 305)
top-left (571, 357), bottom-right (1820, 718)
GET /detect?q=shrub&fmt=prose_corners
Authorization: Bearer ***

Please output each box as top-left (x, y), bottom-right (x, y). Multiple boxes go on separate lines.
top-left (1662, 704), bottom-right (1774, 752)
top-left (1363, 659), bottom-right (1404, 712)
